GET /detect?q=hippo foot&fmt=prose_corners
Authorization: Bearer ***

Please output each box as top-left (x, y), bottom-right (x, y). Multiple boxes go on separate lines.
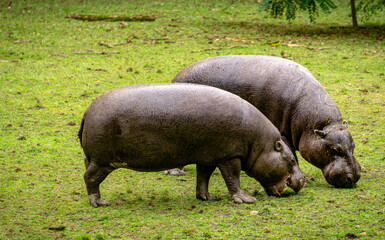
top-left (196, 193), bottom-right (218, 201)
top-left (232, 191), bottom-right (256, 204)
top-left (164, 168), bottom-right (186, 176)
top-left (89, 194), bottom-right (111, 208)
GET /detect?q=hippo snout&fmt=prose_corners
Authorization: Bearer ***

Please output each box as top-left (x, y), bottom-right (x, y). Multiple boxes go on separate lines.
top-left (326, 172), bottom-right (357, 188)
top-left (287, 174), bottom-right (305, 193)
top-left (323, 158), bottom-right (361, 188)
top-left (286, 164), bottom-right (306, 193)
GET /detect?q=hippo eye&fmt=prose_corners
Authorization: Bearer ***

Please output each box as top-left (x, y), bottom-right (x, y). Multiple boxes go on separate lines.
top-left (330, 148), bottom-right (344, 157)
top-left (290, 158), bottom-right (296, 165)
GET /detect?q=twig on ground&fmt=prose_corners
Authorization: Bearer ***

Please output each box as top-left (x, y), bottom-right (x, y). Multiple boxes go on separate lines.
top-left (49, 54), bottom-right (66, 58)
top-left (154, 28), bottom-right (165, 35)
top-left (112, 42), bottom-right (128, 46)
top-left (191, 45), bottom-right (248, 53)
top-left (306, 46), bottom-right (336, 51)
top-left (127, 35), bottom-right (137, 43)
top-left (14, 40), bottom-right (32, 43)
top-left (106, 21), bottom-right (129, 32)
top-left (0, 59), bottom-right (20, 63)
top-left (281, 41), bottom-right (337, 51)
top-left (99, 40), bottom-right (130, 47)
top-left (99, 41), bottom-right (115, 48)
top-left (225, 37), bottom-right (255, 43)
top-left (65, 14), bottom-right (157, 22)
top-left (71, 50), bottom-right (120, 55)
top-left (144, 37), bottom-right (175, 44)
top-left (371, 49), bottom-right (383, 58)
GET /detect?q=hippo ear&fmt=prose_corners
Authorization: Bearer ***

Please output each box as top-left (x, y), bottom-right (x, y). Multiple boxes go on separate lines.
top-left (314, 129), bottom-right (327, 138)
top-left (275, 141), bottom-right (283, 151)
top-left (343, 121), bottom-right (348, 128)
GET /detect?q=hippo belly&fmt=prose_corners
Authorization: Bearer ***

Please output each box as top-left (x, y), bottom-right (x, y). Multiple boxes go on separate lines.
top-left (79, 83), bottom-right (305, 207)
top-left (172, 55), bottom-right (361, 188)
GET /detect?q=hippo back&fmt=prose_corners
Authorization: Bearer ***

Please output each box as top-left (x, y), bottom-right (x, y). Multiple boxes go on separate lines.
top-left (80, 83), bottom-right (281, 170)
top-left (172, 55), bottom-right (342, 150)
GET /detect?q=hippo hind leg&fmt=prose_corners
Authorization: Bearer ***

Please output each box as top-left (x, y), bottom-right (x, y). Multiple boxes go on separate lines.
top-left (84, 157), bottom-right (91, 169)
top-left (84, 160), bottom-right (115, 207)
top-left (196, 165), bottom-right (218, 201)
top-left (218, 158), bottom-right (256, 204)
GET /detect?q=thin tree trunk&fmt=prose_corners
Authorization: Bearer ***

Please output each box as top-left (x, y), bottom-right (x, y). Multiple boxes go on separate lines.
top-left (350, 0), bottom-right (358, 28)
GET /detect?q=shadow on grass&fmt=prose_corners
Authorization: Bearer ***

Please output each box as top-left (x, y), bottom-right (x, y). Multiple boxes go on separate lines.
top-left (279, 191), bottom-right (301, 197)
top-left (205, 19), bottom-right (385, 40)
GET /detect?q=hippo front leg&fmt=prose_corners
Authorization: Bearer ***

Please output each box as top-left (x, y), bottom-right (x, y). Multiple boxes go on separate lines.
top-left (84, 160), bottom-right (115, 207)
top-left (218, 158), bottom-right (256, 204)
top-left (196, 165), bottom-right (218, 201)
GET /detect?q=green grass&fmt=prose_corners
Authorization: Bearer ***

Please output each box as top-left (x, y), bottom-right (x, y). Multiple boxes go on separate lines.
top-left (1, 0), bottom-right (384, 239)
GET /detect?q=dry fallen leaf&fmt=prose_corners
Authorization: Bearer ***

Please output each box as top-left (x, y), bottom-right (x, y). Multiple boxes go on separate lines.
top-left (250, 211), bottom-right (259, 216)
top-left (263, 226), bottom-right (271, 233)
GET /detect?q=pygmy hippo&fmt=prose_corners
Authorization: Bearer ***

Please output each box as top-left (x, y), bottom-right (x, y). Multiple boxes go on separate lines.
top-left (172, 55), bottom-right (361, 188)
top-left (78, 83), bottom-right (305, 207)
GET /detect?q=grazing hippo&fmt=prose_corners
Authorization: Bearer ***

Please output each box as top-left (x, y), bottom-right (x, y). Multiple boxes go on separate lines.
top-left (172, 55), bottom-right (361, 188)
top-left (79, 83), bottom-right (305, 207)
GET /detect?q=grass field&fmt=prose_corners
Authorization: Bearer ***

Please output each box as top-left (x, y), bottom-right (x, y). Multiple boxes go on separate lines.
top-left (1, 0), bottom-right (384, 239)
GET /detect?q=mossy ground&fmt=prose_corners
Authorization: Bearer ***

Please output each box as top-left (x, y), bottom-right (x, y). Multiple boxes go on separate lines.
top-left (1, 0), bottom-right (384, 239)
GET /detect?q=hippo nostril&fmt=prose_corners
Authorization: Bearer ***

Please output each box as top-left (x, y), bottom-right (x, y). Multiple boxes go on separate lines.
top-left (346, 175), bottom-right (353, 183)
top-left (333, 173), bottom-right (356, 188)
top-left (300, 178), bottom-right (305, 185)
top-left (286, 178), bottom-right (292, 187)
top-left (345, 172), bottom-right (355, 183)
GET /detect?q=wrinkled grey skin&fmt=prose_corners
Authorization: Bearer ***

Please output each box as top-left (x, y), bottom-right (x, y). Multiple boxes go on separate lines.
top-left (172, 55), bottom-right (361, 188)
top-left (79, 83), bottom-right (305, 207)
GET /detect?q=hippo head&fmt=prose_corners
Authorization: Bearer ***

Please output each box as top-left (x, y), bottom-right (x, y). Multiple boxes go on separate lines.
top-left (300, 122), bottom-right (361, 188)
top-left (246, 140), bottom-right (305, 196)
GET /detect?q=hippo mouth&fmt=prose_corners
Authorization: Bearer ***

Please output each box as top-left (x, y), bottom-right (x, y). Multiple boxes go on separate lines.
top-left (265, 187), bottom-right (284, 197)
top-left (264, 175), bottom-right (290, 197)
top-left (286, 174), bottom-right (294, 190)
top-left (286, 174), bottom-right (305, 193)
top-left (326, 173), bottom-right (357, 188)
top-left (264, 173), bottom-right (305, 197)
top-left (323, 162), bottom-right (360, 189)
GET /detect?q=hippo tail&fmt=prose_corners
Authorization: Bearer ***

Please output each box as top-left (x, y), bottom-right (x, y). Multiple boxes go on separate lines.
top-left (78, 118), bottom-right (85, 146)
top-left (78, 118), bottom-right (92, 168)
